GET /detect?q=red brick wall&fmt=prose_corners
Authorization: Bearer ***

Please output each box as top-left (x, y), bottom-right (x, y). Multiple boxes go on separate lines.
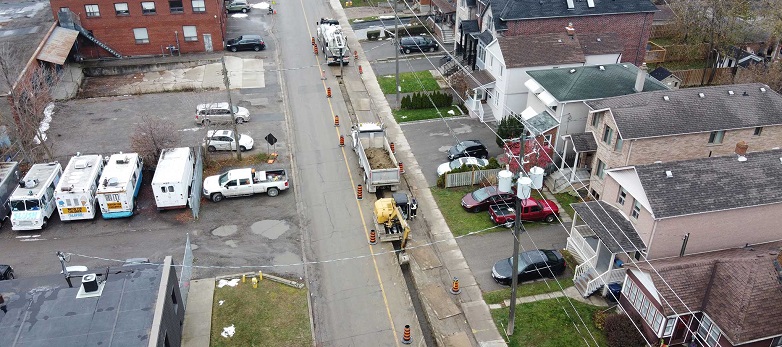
top-left (50, 0), bottom-right (226, 57)
top-left (502, 12), bottom-right (654, 66)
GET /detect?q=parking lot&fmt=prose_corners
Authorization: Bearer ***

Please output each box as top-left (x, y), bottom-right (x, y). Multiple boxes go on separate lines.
top-left (0, 7), bottom-right (303, 281)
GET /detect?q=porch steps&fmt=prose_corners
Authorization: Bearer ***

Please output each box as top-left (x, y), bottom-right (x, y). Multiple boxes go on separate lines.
top-left (544, 169), bottom-right (587, 194)
top-left (573, 267), bottom-right (599, 297)
top-left (440, 27), bottom-right (455, 45)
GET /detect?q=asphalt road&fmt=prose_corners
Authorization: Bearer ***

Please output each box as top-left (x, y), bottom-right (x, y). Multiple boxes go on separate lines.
top-left (457, 223), bottom-right (570, 292)
top-left (274, 2), bottom-right (422, 346)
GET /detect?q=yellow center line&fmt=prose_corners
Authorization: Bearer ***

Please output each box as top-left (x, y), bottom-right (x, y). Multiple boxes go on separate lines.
top-left (296, 3), bottom-right (401, 345)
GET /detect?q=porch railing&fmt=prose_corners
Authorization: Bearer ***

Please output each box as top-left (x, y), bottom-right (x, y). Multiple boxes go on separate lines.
top-left (586, 268), bottom-right (627, 296)
top-left (568, 225), bottom-right (597, 261)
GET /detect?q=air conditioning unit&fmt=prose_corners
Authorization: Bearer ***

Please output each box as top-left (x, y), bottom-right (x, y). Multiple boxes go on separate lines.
top-left (82, 273), bottom-right (99, 292)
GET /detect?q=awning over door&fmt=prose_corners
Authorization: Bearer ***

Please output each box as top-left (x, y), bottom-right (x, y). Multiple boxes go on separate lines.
top-left (37, 27), bottom-right (79, 65)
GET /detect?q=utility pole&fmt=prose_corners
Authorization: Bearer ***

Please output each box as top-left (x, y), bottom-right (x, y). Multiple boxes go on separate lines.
top-left (221, 56), bottom-right (241, 161)
top-left (339, 47), bottom-right (344, 77)
top-left (394, 0), bottom-right (400, 109)
top-left (506, 133), bottom-right (526, 336)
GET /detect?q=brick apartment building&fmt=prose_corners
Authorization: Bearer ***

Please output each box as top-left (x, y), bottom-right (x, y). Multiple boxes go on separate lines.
top-left (49, 0), bottom-right (226, 58)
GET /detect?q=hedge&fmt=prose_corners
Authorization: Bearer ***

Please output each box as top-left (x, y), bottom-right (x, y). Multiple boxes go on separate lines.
top-left (401, 91), bottom-right (452, 110)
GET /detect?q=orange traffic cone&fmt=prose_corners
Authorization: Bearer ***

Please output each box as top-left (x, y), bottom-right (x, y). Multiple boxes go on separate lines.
top-left (402, 325), bottom-right (412, 344)
top-left (357, 185), bottom-right (363, 200)
top-left (339, 135), bottom-right (344, 147)
top-left (450, 277), bottom-right (461, 294)
top-left (369, 229), bottom-right (377, 245)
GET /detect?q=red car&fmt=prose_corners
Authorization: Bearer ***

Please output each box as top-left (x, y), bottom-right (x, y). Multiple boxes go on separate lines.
top-left (488, 198), bottom-right (559, 226)
top-left (461, 186), bottom-right (516, 212)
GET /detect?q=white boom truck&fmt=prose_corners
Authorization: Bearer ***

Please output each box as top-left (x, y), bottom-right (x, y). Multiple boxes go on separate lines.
top-left (316, 18), bottom-right (350, 66)
top-left (202, 168), bottom-right (288, 202)
top-left (350, 123), bottom-right (400, 193)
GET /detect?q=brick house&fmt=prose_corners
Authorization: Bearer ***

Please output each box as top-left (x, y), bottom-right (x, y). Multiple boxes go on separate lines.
top-left (566, 148), bottom-right (782, 297)
top-left (453, 0), bottom-right (657, 70)
top-left (49, 0), bottom-right (226, 58)
top-left (620, 242), bottom-right (782, 347)
top-left (583, 83), bottom-right (782, 198)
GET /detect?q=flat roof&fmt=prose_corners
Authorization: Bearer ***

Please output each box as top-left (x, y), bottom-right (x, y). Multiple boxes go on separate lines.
top-left (0, 263), bottom-right (164, 346)
top-left (152, 147), bottom-right (193, 184)
top-left (11, 162), bottom-right (60, 198)
top-left (97, 153), bottom-right (140, 193)
top-left (57, 154), bottom-right (103, 193)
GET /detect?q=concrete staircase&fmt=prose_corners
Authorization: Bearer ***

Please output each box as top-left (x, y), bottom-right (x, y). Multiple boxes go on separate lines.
top-left (573, 266), bottom-right (600, 297)
top-left (440, 27), bottom-right (455, 45)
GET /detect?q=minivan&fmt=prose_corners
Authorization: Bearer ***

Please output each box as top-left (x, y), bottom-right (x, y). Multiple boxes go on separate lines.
top-left (399, 36), bottom-right (439, 54)
top-left (195, 102), bottom-right (251, 125)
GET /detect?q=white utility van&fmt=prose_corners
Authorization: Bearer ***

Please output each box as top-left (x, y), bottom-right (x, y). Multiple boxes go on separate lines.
top-left (10, 162), bottom-right (62, 230)
top-left (152, 147), bottom-right (195, 210)
top-left (96, 153), bottom-right (143, 219)
top-left (55, 154), bottom-right (105, 221)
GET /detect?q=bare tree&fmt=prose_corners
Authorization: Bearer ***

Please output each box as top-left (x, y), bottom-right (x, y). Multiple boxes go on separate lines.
top-left (130, 114), bottom-right (181, 169)
top-left (0, 44), bottom-right (59, 162)
top-left (729, 61), bottom-right (782, 92)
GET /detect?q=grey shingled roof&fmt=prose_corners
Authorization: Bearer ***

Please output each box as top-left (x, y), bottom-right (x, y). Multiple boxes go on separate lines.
top-left (476, 30), bottom-right (494, 45)
top-left (465, 69), bottom-right (496, 89)
top-left (586, 83), bottom-right (782, 140)
top-left (460, 19), bottom-right (480, 34)
top-left (498, 33), bottom-right (585, 68)
top-left (572, 201), bottom-right (646, 253)
top-left (527, 63), bottom-right (669, 102)
top-left (577, 33), bottom-right (624, 55)
top-left (634, 149), bottom-right (782, 218)
top-left (569, 132), bottom-right (597, 152)
top-left (490, 0), bottom-right (657, 31)
top-left (633, 241), bottom-right (782, 344)
top-left (0, 264), bottom-right (165, 346)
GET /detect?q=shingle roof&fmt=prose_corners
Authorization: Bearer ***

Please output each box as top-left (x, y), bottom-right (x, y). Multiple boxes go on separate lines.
top-left (633, 149), bottom-right (782, 218)
top-left (648, 66), bottom-right (673, 81)
top-left (465, 69), bottom-right (496, 89)
top-left (569, 132), bottom-right (597, 152)
top-left (633, 241), bottom-right (782, 344)
top-left (491, 0), bottom-right (657, 23)
top-left (577, 32), bottom-right (624, 55)
top-left (460, 19), bottom-right (480, 34)
top-left (476, 30), bottom-right (494, 45)
top-left (498, 33), bottom-right (584, 68)
top-left (572, 201), bottom-right (646, 253)
top-left (431, 0), bottom-right (457, 13)
top-left (527, 63), bottom-right (669, 102)
top-left (586, 83), bottom-right (782, 140)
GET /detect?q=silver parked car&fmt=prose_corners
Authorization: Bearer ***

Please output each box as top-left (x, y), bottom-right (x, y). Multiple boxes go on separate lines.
top-left (204, 130), bottom-right (254, 152)
top-left (195, 102), bottom-right (250, 125)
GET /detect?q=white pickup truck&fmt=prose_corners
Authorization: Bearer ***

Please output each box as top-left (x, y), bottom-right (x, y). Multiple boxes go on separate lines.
top-left (202, 168), bottom-right (288, 202)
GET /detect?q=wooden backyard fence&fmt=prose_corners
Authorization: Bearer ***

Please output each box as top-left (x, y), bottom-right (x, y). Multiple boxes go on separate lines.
top-left (444, 168), bottom-right (503, 188)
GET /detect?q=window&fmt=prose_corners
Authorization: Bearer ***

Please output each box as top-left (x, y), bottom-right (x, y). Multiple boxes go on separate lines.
top-left (614, 137), bottom-right (623, 151)
top-left (697, 314), bottom-right (722, 347)
top-left (663, 317), bottom-right (676, 337)
top-left (652, 310), bottom-right (663, 331)
top-left (708, 130), bottom-right (724, 144)
top-left (85, 4), bottom-right (100, 17)
top-left (169, 0), bottom-right (183, 13)
top-left (640, 297), bottom-right (650, 317)
top-left (602, 126), bottom-right (613, 144)
top-left (591, 112), bottom-right (602, 127)
top-left (171, 288), bottom-right (178, 313)
top-left (114, 2), bottom-right (128, 14)
top-left (183, 26), bottom-right (197, 41)
top-left (754, 126), bottom-right (763, 136)
top-left (133, 28), bottom-right (149, 44)
top-left (499, 64), bottom-right (504, 77)
top-left (142, 1), bottom-right (156, 14)
top-left (617, 188), bottom-right (626, 205)
top-left (160, 186), bottom-right (166, 193)
top-left (477, 46), bottom-right (485, 62)
top-left (191, 0), bottom-right (205, 12)
top-left (631, 199), bottom-right (641, 219)
top-left (595, 159), bottom-right (606, 179)
top-left (167, 185), bottom-right (174, 192)
top-left (59, 7), bottom-right (69, 12)
top-left (771, 336), bottom-right (782, 347)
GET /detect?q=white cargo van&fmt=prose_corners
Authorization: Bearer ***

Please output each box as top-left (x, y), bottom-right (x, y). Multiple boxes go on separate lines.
top-left (0, 162), bottom-right (20, 224)
top-left (55, 154), bottom-right (105, 221)
top-left (96, 153), bottom-right (143, 219)
top-left (152, 147), bottom-right (195, 210)
top-left (10, 162), bottom-right (62, 230)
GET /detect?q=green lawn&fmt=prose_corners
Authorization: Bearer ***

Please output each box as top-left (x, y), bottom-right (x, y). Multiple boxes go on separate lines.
top-left (211, 277), bottom-right (311, 347)
top-left (483, 277), bottom-right (575, 305)
top-left (491, 298), bottom-right (608, 347)
top-left (377, 70), bottom-right (441, 94)
top-left (393, 105), bottom-right (462, 123)
top-left (554, 192), bottom-right (581, 221)
top-left (430, 186), bottom-right (545, 237)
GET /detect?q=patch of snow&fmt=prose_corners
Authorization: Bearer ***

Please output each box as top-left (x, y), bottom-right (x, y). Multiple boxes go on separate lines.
top-left (378, 15), bottom-right (394, 20)
top-left (34, 102), bottom-right (54, 144)
top-left (231, 13), bottom-right (248, 18)
top-left (354, 19), bottom-right (364, 23)
top-left (217, 278), bottom-right (240, 288)
top-left (218, 300), bottom-right (225, 306)
top-left (221, 325), bottom-right (235, 338)
top-left (252, 2), bottom-right (270, 9)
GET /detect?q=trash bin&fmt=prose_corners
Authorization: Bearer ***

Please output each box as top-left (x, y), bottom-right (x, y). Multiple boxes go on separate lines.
top-left (607, 283), bottom-right (622, 303)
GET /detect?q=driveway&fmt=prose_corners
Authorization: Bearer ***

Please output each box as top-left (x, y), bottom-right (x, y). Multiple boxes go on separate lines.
top-left (399, 117), bottom-right (503, 186)
top-left (457, 223), bottom-right (570, 292)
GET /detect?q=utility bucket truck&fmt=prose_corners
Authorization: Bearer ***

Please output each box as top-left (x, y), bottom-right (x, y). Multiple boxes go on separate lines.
top-left (317, 18), bottom-right (351, 66)
top-left (350, 123), bottom-right (400, 193)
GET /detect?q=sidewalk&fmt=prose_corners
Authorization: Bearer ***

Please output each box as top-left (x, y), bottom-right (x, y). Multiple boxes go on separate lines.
top-left (181, 279), bottom-right (215, 347)
top-left (487, 286), bottom-right (610, 310)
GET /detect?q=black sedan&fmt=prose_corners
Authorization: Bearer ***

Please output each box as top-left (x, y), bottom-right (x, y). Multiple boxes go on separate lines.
top-left (225, 35), bottom-right (266, 52)
top-left (491, 249), bottom-right (566, 285)
top-left (461, 186), bottom-right (515, 212)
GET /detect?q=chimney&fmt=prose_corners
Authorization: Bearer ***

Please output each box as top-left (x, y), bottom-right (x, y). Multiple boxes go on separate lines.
top-left (634, 63), bottom-right (647, 92)
top-left (735, 141), bottom-right (749, 156)
top-left (565, 23), bottom-right (575, 38)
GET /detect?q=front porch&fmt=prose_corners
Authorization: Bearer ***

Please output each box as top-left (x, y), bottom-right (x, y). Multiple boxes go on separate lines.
top-left (566, 201), bottom-right (647, 297)
top-left (427, 0), bottom-right (456, 45)
top-left (547, 132), bottom-right (597, 193)
top-left (463, 69), bottom-right (496, 122)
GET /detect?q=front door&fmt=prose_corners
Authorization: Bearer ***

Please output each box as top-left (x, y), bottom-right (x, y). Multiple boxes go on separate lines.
top-left (203, 34), bottom-right (213, 52)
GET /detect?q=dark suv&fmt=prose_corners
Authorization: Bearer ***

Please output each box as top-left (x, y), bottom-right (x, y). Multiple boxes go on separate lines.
top-left (399, 36), bottom-right (439, 54)
top-left (448, 140), bottom-right (488, 160)
top-left (226, 35), bottom-right (266, 52)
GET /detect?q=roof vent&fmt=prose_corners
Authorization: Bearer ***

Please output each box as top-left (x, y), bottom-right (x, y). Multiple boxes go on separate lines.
top-left (566, 0), bottom-right (574, 9)
top-left (19, 179), bottom-right (38, 188)
top-left (663, 96), bottom-right (669, 101)
top-left (728, 90), bottom-right (734, 95)
top-left (586, 0), bottom-right (594, 7)
top-left (599, 65), bottom-right (605, 71)
top-left (743, 91), bottom-right (749, 96)
top-left (665, 170), bottom-right (673, 178)
top-left (738, 155), bottom-right (747, 162)
top-left (698, 93), bottom-right (705, 98)
top-left (557, 39), bottom-right (562, 43)
top-left (760, 87), bottom-right (767, 92)
top-left (569, 69), bottom-right (577, 73)
top-left (596, 37), bottom-right (601, 42)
